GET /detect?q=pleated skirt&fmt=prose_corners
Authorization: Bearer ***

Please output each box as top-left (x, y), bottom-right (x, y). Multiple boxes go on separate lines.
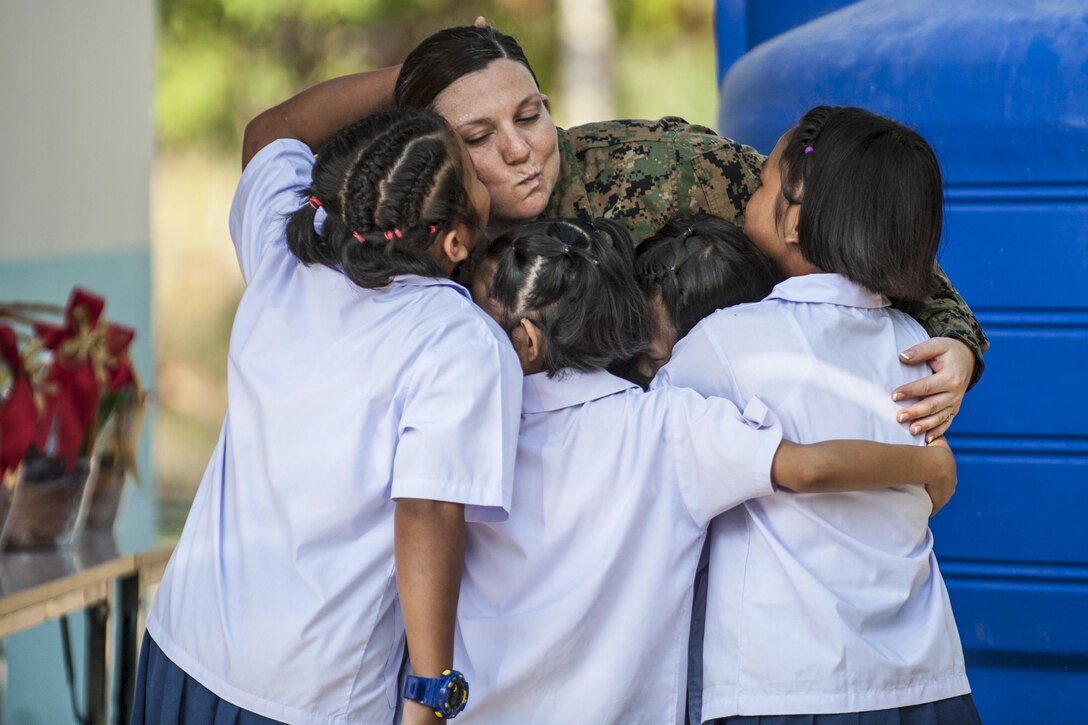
top-left (132, 632), bottom-right (284, 725)
top-left (708, 694), bottom-right (983, 725)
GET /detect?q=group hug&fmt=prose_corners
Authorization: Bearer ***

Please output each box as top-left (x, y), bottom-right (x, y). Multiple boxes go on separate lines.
top-left (132, 22), bottom-right (986, 725)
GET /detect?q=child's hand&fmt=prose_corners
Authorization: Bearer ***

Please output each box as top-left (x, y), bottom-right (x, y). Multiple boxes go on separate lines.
top-left (474, 15), bottom-right (488, 28)
top-left (923, 437), bottom-right (956, 517)
top-left (892, 337), bottom-right (974, 442)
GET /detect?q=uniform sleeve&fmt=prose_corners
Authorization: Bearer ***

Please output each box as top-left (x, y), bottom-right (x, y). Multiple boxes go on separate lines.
top-left (550, 119), bottom-right (766, 245)
top-left (391, 323), bottom-right (522, 523)
top-left (662, 386), bottom-right (781, 529)
top-left (684, 126), bottom-right (765, 228)
top-left (228, 139), bottom-right (315, 284)
top-left (653, 320), bottom-right (742, 403)
top-left (891, 261), bottom-right (990, 389)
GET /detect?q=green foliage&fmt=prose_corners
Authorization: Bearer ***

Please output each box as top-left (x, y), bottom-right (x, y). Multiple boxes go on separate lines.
top-left (156, 0), bottom-right (716, 151)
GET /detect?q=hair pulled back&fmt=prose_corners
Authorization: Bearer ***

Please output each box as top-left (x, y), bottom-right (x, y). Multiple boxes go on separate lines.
top-left (285, 108), bottom-right (483, 288)
top-left (479, 218), bottom-right (646, 377)
top-left (777, 105), bottom-right (943, 300)
top-left (636, 212), bottom-right (783, 340)
top-left (395, 25), bottom-right (539, 109)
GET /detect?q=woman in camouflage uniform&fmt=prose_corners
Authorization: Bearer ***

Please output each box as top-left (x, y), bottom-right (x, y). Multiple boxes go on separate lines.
top-left (256, 23), bottom-right (983, 437)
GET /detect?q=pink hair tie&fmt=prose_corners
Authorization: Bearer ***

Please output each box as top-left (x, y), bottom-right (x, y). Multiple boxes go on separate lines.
top-left (428, 224), bottom-right (437, 235)
top-left (308, 195), bottom-right (323, 210)
top-left (393, 228), bottom-right (404, 239)
top-left (383, 230), bottom-right (394, 241)
top-left (353, 231), bottom-right (365, 244)
top-left (804, 146), bottom-right (815, 155)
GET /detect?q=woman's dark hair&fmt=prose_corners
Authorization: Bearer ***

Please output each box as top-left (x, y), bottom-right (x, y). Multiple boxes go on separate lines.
top-left (636, 213), bottom-right (783, 341)
top-left (478, 218), bottom-right (646, 377)
top-left (395, 25), bottom-right (539, 109)
top-left (285, 108), bottom-right (483, 288)
top-left (777, 105), bottom-right (943, 300)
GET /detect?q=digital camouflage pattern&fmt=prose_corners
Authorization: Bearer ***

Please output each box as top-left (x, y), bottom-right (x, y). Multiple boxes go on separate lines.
top-left (543, 117), bottom-right (989, 386)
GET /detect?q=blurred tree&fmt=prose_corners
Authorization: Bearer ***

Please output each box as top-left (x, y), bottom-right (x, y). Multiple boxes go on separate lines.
top-left (558, 0), bottom-right (615, 126)
top-left (156, 0), bottom-right (717, 151)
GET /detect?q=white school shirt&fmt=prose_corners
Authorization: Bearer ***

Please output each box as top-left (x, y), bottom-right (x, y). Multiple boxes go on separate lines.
top-left (454, 369), bottom-right (783, 724)
top-left (657, 273), bottom-right (970, 720)
top-left (146, 139), bottom-right (522, 725)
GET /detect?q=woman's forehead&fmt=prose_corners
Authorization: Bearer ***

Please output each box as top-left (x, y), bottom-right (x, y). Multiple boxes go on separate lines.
top-left (433, 59), bottom-right (542, 129)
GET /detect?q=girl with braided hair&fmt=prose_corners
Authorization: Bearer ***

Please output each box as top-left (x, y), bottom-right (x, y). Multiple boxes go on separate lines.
top-left (134, 80), bottom-right (521, 724)
top-left (632, 212), bottom-right (784, 383)
top-left (657, 107), bottom-right (980, 724)
top-left (453, 218), bottom-right (958, 724)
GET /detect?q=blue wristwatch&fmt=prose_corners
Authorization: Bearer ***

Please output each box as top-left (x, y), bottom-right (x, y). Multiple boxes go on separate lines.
top-left (402, 669), bottom-right (469, 719)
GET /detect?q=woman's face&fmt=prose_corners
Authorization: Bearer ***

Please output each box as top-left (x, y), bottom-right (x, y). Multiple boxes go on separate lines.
top-left (434, 59), bottom-right (561, 226)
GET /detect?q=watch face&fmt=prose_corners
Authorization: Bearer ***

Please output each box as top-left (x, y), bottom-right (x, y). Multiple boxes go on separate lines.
top-left (442, 675), bottom-right (469, 714)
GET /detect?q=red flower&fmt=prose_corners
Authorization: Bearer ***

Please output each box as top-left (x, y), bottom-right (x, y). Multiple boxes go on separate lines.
top-left (0, 325), bottom-right (38, 476)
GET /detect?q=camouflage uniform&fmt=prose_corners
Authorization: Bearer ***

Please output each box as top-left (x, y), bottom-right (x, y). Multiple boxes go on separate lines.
top-left (543, 117), bottom-right (989, 386)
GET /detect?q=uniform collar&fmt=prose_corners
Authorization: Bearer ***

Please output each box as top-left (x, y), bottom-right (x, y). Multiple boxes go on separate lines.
top-left (393, 274), bottom-right (472, 301)
top-left (521, 369), bottom-right (638, 413)
top-left (764, 273), bottom-right (890, 309)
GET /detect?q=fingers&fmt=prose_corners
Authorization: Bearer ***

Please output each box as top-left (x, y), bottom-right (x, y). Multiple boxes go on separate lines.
top-left (899, 338), bottom-right (946, 365)
top-left (895, 391), bottom-right (956, 426)
top-left (893, 362), bottom-right (966, 401)
top-left (474, 15), bottom-right (488, 28)
top-left (902, 405), bottom-right (957, 440)
top-left (925, 417), bottom-right (954, 443)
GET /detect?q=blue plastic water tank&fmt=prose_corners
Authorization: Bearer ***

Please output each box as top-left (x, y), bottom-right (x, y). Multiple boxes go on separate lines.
top-left (715, 1), bottom-right (1088, 722)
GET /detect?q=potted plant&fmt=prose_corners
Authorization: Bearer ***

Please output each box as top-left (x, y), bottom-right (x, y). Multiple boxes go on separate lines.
top-left (0, 288), bottom-right (145, 549)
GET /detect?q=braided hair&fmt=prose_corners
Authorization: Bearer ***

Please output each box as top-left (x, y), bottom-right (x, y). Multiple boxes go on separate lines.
top-left (776, 105), bottom-right (943, 300)
top-left (476, 218), bottom-right (647, 377)
top-left (636, 212), bottom-right (783, 343)
top-left (285, 108), bottom-right (484, 288)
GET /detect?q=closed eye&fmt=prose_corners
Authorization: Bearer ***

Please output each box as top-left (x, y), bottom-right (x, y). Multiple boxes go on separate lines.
top-left (464, 132), bottom-right (492, 146)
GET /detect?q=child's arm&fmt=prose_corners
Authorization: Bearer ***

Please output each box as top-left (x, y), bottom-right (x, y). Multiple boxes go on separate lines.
top-left (395, 498), bottom-right (465, 724)
top-left (241, 65), bottom-right (400, 169)
top-left (772, 437), bottom-right (956, 512)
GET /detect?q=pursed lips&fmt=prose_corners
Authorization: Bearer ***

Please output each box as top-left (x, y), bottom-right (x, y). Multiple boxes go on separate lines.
top-left (517, 171), bottom-right (540, 186)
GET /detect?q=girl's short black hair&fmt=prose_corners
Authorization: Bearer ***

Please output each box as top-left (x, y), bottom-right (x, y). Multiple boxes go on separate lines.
top-left (636, 212), bottom-right (783, 340)
top-left (284, 108), bottom-right (483, 288)
top-left (478, 218), bottom-right (647, 378)
top-left (779, 106), bottom-right (943, 300)
top-left (395, 25), bottom-right (539, 109)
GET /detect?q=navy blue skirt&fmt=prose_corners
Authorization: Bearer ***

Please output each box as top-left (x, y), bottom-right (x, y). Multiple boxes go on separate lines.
top-left (132, 632), bottom-right (284, 725)
top-left (707, 694), bottom-right (983, 725)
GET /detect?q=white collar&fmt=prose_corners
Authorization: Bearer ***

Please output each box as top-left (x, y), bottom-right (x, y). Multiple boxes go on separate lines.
top-left (764, 273), bottom-right (890, 309)
top-left (521, 369), bottom-right (638, 413)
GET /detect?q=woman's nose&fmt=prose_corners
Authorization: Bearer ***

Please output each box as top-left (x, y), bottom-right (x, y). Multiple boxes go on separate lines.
top-left (499, 129), bottom-right (531, 165)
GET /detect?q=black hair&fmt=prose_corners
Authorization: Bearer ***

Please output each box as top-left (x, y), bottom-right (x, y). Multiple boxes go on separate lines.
top-left (636, 212), bottom-right (783, 341)
top-left (777, 105), bottom-right (943, 300)
top-left (395, 25), bottom-right (539, 109)
top-left (284, 108), bottom-right (483, 288)
top-left (477, 218), bottom-right (646, 377)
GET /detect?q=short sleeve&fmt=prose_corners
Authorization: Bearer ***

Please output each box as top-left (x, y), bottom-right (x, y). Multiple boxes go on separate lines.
top-left (663, 387), bottom-right (781, 529)
top-left (653, 321), bottom-right (742, 403)
top-left (391, 321), bottom-right (522, 523)
top-left (228, 139), bottom-right (315, 283)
